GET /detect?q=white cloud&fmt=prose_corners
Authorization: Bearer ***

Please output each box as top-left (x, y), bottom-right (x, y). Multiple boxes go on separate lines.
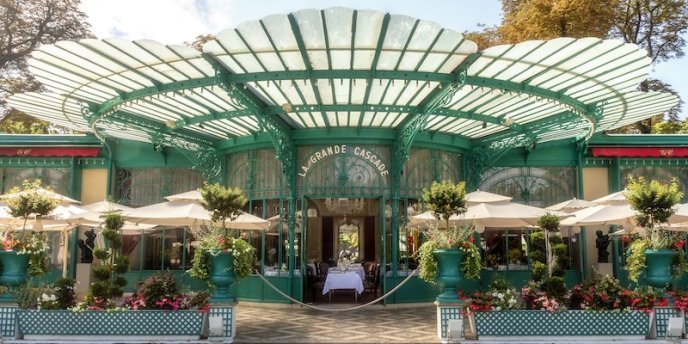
top-left (80, 0), bottom-right (235, 44)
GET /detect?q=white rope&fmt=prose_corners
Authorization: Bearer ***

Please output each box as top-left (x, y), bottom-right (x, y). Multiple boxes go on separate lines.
top-left (254, 269), bottom-right (418, 312)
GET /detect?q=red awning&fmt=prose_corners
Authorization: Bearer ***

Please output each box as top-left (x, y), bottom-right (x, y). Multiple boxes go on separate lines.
top-left (0, 147), bottom-right (99, 157)
top-left (590, 147), bottom-right (688, 158)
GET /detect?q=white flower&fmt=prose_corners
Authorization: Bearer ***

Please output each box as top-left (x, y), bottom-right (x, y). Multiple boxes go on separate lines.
top-left (497, 293), bottom-right (504, 299)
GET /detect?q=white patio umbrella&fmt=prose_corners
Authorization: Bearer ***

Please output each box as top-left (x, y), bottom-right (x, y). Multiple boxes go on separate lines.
top-left (164, 190), bottom-right (202, 202)
top-left (82, 200), bottom-right (157, 233)
top-left (407, 211), bottom-right (449, 228)
top-left (559, 203), bottom-right (637, 227)
top-left (125, 190), bottom-right (268, 231)
top-left (592, 190), bottom-right (628, 205)
top-left (0, 187), bottom-right (80, 204)
top-left (82, 200), bottom-right (133, 213)
top-left (123, 200), bottom-right (211, 228)
top-left (451, 202), bottom-right (566, 231)
top-left (546, 198), bottom-right (597, 213)
top-left (562, 191), bottom-right (688, 227)
top-left (668, 203), bottom-right (688, 224)
top-left (465, 190), bottom-right (512, 204)
top-left (0, 201), bottom-right (103, 278)
top-left (229, 212), bottom-right (269, 231)
top-left (408, 190), bottom-right (567, 231)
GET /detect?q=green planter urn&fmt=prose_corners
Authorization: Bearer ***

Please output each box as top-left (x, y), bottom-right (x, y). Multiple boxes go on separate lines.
top-left (0, 250), bottom-right (29, 287)
top-left (644, 249), bottom-right (677, 288)
top-left (209, 251), bottom-right (236, 302)
top-left (433, 248), bottom-right (464, 303)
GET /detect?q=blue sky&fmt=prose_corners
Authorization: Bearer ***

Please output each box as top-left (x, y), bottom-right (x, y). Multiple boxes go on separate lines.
top-left (80, 0), bottom-right (687, 117)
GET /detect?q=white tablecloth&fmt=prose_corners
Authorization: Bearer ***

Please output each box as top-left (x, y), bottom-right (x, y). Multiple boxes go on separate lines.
top-left (329, 266), bottom-right (366, 281)
top-left (322, 272), bottom-right (364, 295)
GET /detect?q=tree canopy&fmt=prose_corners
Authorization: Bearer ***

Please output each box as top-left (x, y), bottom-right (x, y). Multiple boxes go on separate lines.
top-left (0, 0), bottom-right (92, 133)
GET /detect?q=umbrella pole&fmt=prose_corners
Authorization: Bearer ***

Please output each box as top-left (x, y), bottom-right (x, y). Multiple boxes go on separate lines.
top-left (62, 229), bottom-right (69, 278)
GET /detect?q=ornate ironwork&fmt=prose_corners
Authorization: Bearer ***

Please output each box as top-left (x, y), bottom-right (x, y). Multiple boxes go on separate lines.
top-left (190, 146), bottom-right (224, 184)
top-left (114, 167), bottom-right (204, 207)
top-left (0, 167), bottom-right (71, 195)
top-left (480, 166), bottom-right (577, 207)
top-left (211, 62), bottom-right (296, 193)
top-left (462, 147), bottom-right (493, 191)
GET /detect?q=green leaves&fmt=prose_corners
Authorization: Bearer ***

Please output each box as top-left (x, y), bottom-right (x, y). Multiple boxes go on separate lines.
top-left (537, 213), bottom-right (560, 232)
top-left (422, 181), bottom-right (467, 227)
top-left (5, 179), bottom-right (59, 222)
top-left (199, 183), bottom-right (248, 225)
top-left (626, 177), bottom-right (683, 228)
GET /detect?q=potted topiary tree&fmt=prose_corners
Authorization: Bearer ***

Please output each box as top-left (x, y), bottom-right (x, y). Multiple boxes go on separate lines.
top-left (188, 183), bottom-right (254, 302)
top-left (625, 177), bottom-right (686, 287)
top-left (417, 181), bottom-right (482, 303)
top-left (1, 180), bottom-right (58, 288)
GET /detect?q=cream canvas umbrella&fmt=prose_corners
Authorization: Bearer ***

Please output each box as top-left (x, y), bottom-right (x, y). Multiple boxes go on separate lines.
top-left (228, 212), bottom-right (269, 231)
top-left (451, 202), bottom-right (566, 231)
top-left (82, 200), bottom-right (133, 213)
top-left (562, 191), bottom-right (688, 228)
top-left (408, 211), bottom-right (449, 228)
top-left (0, 187), bottom-right (80, 205)
top-left (408, 190), bottom-right (567, 231)
top-left (0, 202), bottom-right (103, 277)
top-left (546, 198), bottom-right (597, 214)
top-left (592, 190), bottom-right (628, 205)
top-left (455, 190), bottom-right (568, 231)
top-left (465, 190), bottom-right (512, 204)
top-left (123, 200), bottom-right (212, 227)
top-left (126, 190), bottom-right (268, 230)
top-left (559, 203), bottom-right (637, 227)
top-left (164, 190), bottom-right (202, 202)
top-left (82, 200), bottom-right (157, 233)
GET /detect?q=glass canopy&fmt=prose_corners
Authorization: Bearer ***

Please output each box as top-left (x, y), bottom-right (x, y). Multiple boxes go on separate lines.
top-left (8, 7), bottom-right (678, 150)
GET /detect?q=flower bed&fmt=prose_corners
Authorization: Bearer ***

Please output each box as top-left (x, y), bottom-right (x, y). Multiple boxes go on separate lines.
top-left (16, 309), bottom-right (207, 340)
top-left (473, 310), bottom-right (649, 337)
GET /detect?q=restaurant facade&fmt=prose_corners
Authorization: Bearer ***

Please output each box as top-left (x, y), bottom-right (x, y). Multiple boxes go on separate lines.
top-left (3, 8), bottom-right (685, 303)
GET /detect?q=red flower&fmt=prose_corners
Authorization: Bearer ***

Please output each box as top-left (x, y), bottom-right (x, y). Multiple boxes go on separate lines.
top-left (675, 240), bottom-right (685, 250)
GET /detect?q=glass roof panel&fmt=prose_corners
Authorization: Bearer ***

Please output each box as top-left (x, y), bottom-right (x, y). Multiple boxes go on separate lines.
top-left (354, 10), bottom-right (385, 50)
top-left (6, 7), bottom-right (679, 148)
top-left (323, 8), bottom-right (354, 49)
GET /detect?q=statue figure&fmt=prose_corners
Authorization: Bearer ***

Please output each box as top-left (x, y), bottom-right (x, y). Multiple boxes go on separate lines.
top-left (595, 230), bottom-right (611, 263)
top-left (78, 229), bottom-right (97, 263)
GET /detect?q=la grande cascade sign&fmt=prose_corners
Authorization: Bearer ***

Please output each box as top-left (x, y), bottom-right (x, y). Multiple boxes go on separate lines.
top-left (297, 145), bottom-right (389, 177)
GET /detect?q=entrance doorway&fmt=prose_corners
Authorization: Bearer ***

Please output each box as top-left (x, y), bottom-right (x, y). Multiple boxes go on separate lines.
top-left (303, 198), bottom-right (382, 303)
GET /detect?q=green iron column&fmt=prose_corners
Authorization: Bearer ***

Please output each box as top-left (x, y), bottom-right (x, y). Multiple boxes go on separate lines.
top-left (576, 140), bottom-right (588, 280)
top-left (609, 157), bottom-right (621, 192)
top-left (391, 73), bottom-right (465, 277)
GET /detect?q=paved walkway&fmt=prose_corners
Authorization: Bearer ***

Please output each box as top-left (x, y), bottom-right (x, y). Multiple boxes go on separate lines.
top-left (234, 303), bottom-right (438, 343)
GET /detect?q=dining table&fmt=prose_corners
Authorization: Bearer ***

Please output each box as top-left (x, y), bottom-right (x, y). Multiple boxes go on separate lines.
top-left (322, 270), bottom-right (364, 302)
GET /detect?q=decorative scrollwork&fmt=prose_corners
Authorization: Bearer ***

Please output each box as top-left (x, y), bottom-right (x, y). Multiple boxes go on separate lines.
top-left (214, 69), bottom-right (296, 192)
top-left (463, 147), bottom-right (493, 191)
top-left (590, 102), bottom-right (605, 123)
top-left (193, 147), bottom-right (224, 184)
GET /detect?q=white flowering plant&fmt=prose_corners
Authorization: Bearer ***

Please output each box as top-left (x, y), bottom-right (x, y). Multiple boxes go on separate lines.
top-left (36, 292), bottom-right (58, 310)
top-left (490, 288), bottom-right (520, 311)
top-left (187, 229), bottom-right (255, 280)
top-left (187, 183), bottom-right (255, 281)
top-left (0, 230), bottom-right (50, 276)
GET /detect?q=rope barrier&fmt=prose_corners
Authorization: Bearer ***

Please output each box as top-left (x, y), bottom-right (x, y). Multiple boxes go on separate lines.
top-left (253, 269), bottom-right (418, 312)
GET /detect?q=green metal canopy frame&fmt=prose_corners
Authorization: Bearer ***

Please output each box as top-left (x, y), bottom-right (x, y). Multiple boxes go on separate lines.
top-left (8, 7), bottom-right (678, 181)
